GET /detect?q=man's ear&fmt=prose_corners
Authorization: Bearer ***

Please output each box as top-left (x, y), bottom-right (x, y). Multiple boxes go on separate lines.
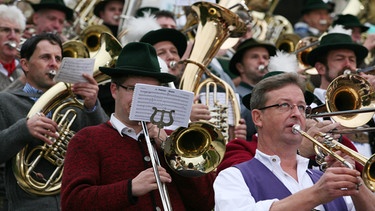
top-left (251, 109), bottom-right (263, 128)
top-left (235, 62), bottom-right (244, 74)
top-left (110, 83), bottom-right (118, 100)
top-left (20, 58), bottom-right (28, 74)
top-left (315, 62), bottom-right (326, 75)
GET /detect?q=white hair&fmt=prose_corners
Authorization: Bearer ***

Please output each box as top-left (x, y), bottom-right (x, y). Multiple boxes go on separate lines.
top-left (0, 5), bottom-right (26, 31)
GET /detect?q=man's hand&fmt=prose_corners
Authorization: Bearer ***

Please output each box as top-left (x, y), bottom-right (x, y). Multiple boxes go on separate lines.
top-left (26, 112), bottom-right (59, 145)
top-left (72, 73), bottom-right (99, 110)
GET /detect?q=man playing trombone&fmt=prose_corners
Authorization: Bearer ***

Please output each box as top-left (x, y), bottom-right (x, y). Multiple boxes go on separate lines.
top-left (61, 42), bottom-right (216, 211)
top-left (214, 72), bottom-right (375, 210)
top-left (307, 26), bottom-right (375, 157)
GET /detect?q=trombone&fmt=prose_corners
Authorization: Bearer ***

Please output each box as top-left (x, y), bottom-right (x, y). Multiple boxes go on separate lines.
top-left (307, 73), bottom-right (375, 128)
top-left (292, 124), bottom-right (375, 192)
top-left (141, 121), bottom-right (172, 211)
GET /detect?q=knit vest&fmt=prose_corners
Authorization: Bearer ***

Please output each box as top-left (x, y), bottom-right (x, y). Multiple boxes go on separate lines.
top-left (235, 158), bottom-right (348, 211)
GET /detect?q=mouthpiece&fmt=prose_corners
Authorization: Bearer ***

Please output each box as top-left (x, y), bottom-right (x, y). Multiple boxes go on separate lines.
top-left (292, 124), bottom-right (301, 134)
top-left (48, 70), bottom-right (56, 79)
top-left (169, 61), bottom-right (177, 68)
top-left (4, 41), bottom-right (17, 49)
top-left (319, 19), bottom-right (328, 25)
top-left (258, 65), bottom-right (266, 72)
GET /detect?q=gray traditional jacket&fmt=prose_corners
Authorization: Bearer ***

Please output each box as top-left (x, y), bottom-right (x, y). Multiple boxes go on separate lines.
top-left (0, 87), bottom-right (108, 211)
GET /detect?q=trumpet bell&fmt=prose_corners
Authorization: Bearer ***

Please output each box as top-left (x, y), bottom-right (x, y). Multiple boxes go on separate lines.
top-left (326, 74), bottom-right (375, 128)
top-left (164, 122), bottom-right (226, 177)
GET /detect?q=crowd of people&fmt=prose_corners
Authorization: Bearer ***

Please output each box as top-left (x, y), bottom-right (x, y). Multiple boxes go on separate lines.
top-left (0, 0), bottom-right (375, 210)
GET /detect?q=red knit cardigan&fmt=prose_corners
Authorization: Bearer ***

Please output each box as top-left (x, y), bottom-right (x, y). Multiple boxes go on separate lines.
top-left (61, 122), bottom-right (215, 211)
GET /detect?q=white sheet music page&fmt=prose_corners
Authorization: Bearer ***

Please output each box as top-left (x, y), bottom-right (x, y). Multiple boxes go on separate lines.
top-left (199, 92), bottom-right (240, 126)
top-left (54, 57), bottom-right (95, 83)
top-left (129, 83), bottom-right (194, 128)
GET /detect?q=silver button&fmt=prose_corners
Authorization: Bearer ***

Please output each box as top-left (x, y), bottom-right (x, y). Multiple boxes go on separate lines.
top-left (144, 156), bottom-right (151, 162)
top-left (155, 207), bottom-right (161, 211)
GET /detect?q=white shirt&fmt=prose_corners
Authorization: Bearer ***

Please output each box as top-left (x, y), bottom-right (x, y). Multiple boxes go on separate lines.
top-left (214, 149), bottom-right (354, 211)
top-left (109, 113), bottom-right (143, 140)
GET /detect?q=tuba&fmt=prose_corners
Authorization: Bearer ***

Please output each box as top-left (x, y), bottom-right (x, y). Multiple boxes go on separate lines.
top-left (164, 1), bottom-right (246, 177)
top-left (12, 32), bottom-right (122, 195)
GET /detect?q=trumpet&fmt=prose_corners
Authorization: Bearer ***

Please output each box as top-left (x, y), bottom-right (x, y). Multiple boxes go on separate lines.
top-left (292, 124), bottom-right (375, 192)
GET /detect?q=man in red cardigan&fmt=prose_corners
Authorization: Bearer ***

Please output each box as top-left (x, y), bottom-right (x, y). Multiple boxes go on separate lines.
top-left (61, 42), bottom-right (215, 211)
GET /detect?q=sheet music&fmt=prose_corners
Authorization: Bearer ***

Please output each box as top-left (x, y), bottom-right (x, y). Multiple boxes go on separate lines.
top-left (54, 57), bottom-right (95, 84)
top-left (130, 84), bottom-right (194, 128)
top-left (199, 92), bottom-right (240, 126)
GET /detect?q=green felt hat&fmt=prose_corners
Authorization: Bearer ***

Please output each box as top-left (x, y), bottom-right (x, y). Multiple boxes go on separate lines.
top-left (99, 42), bottom-right (176, 83)
top-left (229, 38), bottom-right (276, 76)
top-left (242, 71), bottom-right (315, 110)
top-left (301, 0), bottom-right (330, 14)
top-left (31, 0), bottom-right (73, 21)
top-left (140, 28), bottom-right (187, 58)
top-left (333, 14), bottom-right (369, 33)
top-left (307, 33), bottom-right (368, 66)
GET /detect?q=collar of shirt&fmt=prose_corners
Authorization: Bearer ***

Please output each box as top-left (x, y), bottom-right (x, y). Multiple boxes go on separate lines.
top-left (254, 149), bottom-right (311, 181)
top-left (308, 26), bottom-right (320, 36)
top-left (23, 83), bottom-right (44, 101)
top-left (313, 88), bottom-right (326, 106)
top-left (109, 113), bottom-right (143, 140)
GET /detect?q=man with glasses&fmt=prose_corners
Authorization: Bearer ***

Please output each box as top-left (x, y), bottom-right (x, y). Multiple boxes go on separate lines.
top-left (0, 5), bottom-right (26, 211)
top-left (214, 72), bottom-right (375, 210)
top-left (0, 5), bottom-right (26, 91)
top-left (61, 42), bottom-right (216, 210)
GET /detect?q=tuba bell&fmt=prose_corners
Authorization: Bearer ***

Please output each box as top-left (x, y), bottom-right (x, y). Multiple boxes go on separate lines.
top-left (12, 32), bottom-right (122, 195)
top-left (164, 1), bottom-right (246, 177)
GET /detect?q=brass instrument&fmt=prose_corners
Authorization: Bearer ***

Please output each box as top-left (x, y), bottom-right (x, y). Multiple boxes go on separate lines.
top-left (275, 33), bottom-right (300, 53)
top-left (292, 124), bottom-right (375, 192)
top-left (308, 73), bottom-right (375, 128)
top-left (79, 24), bottom-right (112, 57)
top-left (12, 32), bottom-right (121, 195)
top-left (294, 36), bottom-right (320, 75)
top-left (62, 40), bottom-right (90, 58)
top-left (117, 0), bottom-right (142, 40)
top-left (66, 0), bottom-right (103, 40)
top-left (141, 121), bottom-right (172, 211)
top-left (164, 1), bottom-right (245, 177)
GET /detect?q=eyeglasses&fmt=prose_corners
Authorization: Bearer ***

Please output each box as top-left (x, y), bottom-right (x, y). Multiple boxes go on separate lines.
top-left (258, 103), bottom-right (308, 115)
top-left (116, 83), bottom-right (135, 92)
top-left (0, 27), bottom-right (22, 35)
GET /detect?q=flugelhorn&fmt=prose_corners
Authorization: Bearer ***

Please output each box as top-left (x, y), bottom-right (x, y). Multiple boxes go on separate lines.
top-left (292, 124), bottom-right (375, 192)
